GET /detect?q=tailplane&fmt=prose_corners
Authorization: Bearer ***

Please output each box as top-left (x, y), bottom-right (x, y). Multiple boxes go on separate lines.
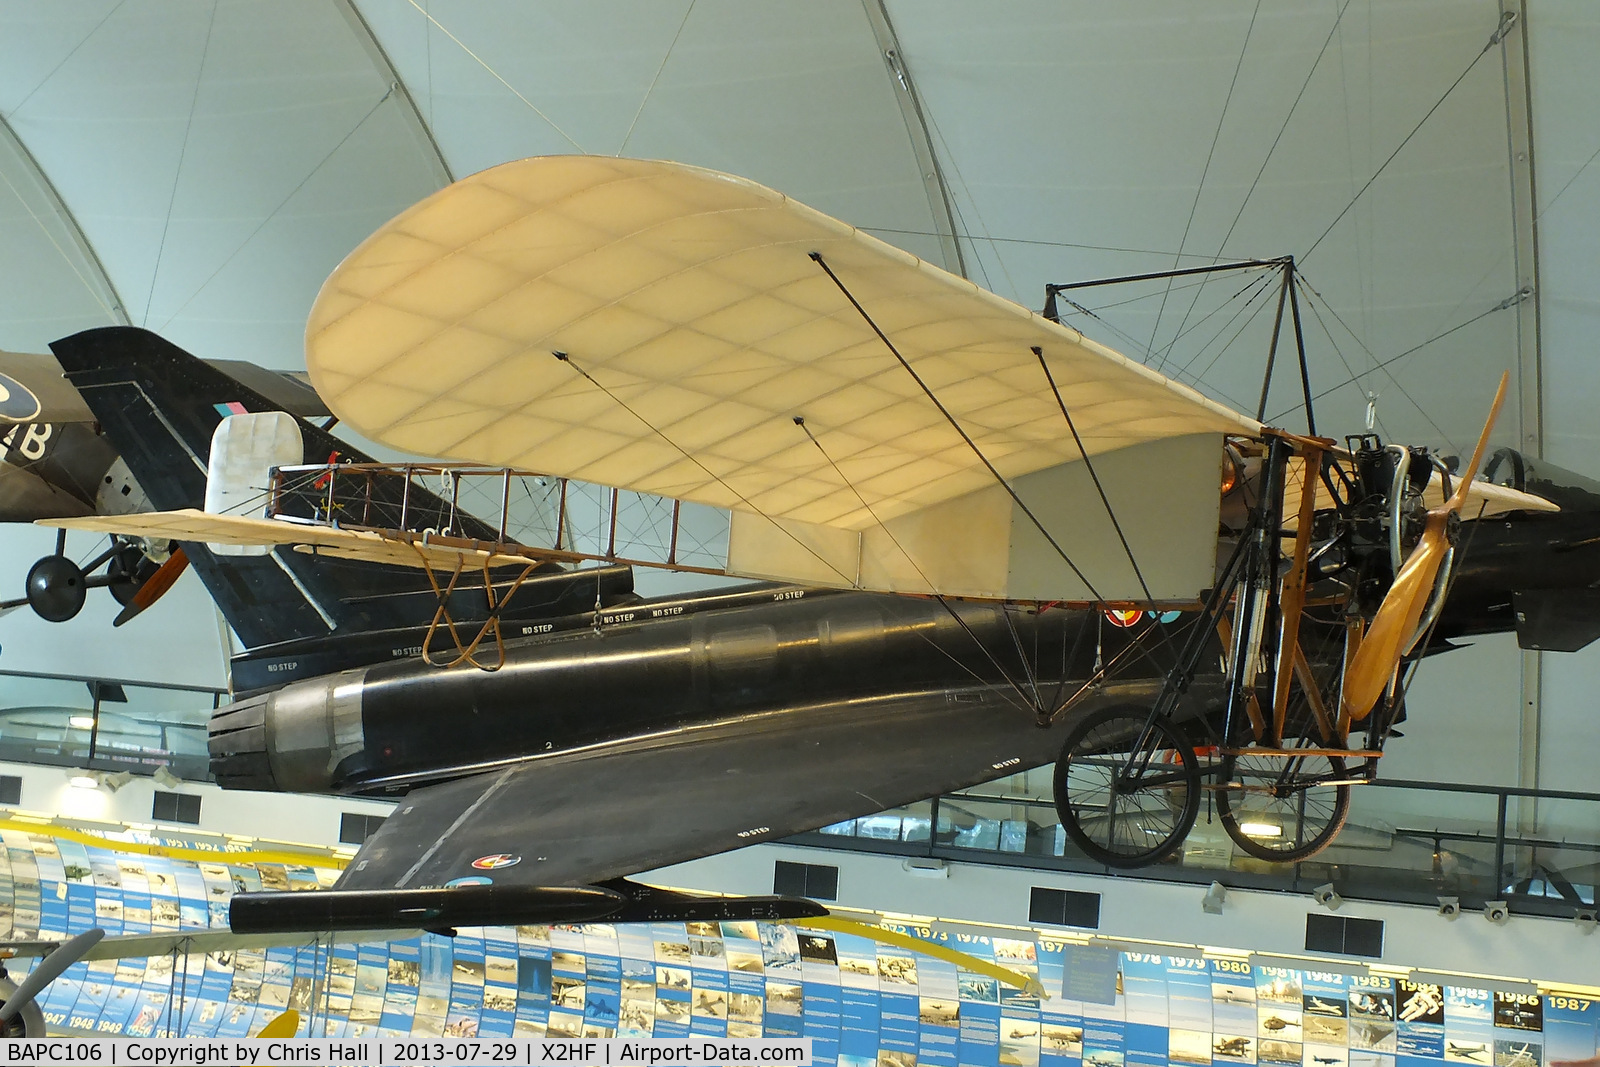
top-left (49, 327), bottom-right (633, 687)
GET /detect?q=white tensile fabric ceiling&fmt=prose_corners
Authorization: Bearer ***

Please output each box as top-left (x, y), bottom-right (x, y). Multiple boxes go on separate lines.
top-left (0, 0), bottom-right (1596, 789)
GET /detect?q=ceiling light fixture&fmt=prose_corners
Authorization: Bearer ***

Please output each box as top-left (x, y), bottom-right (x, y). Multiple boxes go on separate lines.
top-left (67, 715), bottom-right (96, 730)
top-left (68, 775), bottom-right (98, 790)
top-left (1238, 821), bottom-right (1282, 839)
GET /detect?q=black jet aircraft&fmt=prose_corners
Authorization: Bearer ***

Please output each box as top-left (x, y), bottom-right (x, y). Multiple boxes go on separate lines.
top-left (44, 156), bottom-right (1600, 933)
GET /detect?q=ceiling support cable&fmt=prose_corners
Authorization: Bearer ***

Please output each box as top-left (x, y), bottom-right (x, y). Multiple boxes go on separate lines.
top-left (1149, 0), bottom-right (1264, 373)
top-left (809, 251), bottom-right (1104, 602)
top-left (1304, 10), bottom-right (1517, 261)
top-left (143, 0), bottom-right (217, 326)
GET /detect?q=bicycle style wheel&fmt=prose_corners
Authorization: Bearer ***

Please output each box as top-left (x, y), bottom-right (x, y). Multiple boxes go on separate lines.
top-left (1215, 751), bottom-right (1351, 862)
top-left (1054, 705), bottom-right (1202, 868)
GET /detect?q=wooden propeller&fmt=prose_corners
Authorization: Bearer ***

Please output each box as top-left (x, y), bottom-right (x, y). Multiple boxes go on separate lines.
top-left (254, 1008), bottom-right (300, 1038)
top-left (112, 547), bottom-right (189, 627)
top-left (1340, 372), bottom-right (1508, 720)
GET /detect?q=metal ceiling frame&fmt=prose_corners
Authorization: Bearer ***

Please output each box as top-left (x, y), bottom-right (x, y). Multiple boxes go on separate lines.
top-left (0, 109), bottom-right (129, 327)
top-left (861, 0), bottom-right (966, 279)
top-left (334, 0), bottom-right (455, 189)
top-left (1499, 0), bottom-right (1544, 812)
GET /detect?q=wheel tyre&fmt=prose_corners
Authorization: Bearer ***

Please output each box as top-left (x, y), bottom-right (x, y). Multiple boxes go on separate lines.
top-left (1215, 753), bottom-right (1352, 862)
top-left (24, 555), bottom-right (87, 623)
top-left (1053, 705), bottom-right (1202, 869)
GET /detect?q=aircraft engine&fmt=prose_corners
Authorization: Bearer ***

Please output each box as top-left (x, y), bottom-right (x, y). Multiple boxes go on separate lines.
top-left (0, 975), bottom-right (46, 1038)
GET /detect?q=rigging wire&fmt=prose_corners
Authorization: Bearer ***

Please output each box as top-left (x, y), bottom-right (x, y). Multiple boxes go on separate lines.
top-left (548, 350), bottom-right (856, 588)
top-left (793, 417), bottom-right (1040, 718)
top-left (858, 227), bottom-right (1238, 263)
top-left (617, 0), bottom-right (695, 156)
top-left (1302, 10), bottom-right (1516, 262)
top-left (403, 0), bottom-right (585, 152)
top-left (810, 251), bottom-right (1104, 602)
top-left (5, 0), bottom-right (127, 116)
top-left (1147, 0), bottom-right (1262, 373)
top-left (1272, 293), bottom-right (1519, 421)
top-left (1216, 0), bottom-right (1355, 261)
top-left (1296, 275), bottom-right (1456, 449)
top-left (1179, 273), bottom-right (1283, 389)
top-left (1157, 0), bottom-right (1356, 391)
top-left (142, 0), bottom-right (217, 327)
top-left (157, 84), bottom-right (398, 333)
top-left (1167, 272), bottom-right (1278, 381)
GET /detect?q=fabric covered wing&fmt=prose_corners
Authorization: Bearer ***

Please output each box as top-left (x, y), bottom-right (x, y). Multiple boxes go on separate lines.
top-left (305, 155), bottom-right (1260, 603)
top-left (334, 688), bottom-right (1087, 892)
top-left (39, 509), bottom-right (550, 571)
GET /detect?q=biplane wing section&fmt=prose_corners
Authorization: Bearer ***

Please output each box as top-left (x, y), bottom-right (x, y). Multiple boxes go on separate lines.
top-left (305, 155), bottom-right (1264, 603)
top-left (40, 508), bottom-right (551, 572)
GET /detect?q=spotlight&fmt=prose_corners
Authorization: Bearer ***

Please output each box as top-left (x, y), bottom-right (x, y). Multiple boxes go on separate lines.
top-left (1574, 909), bottom-right (1597, 934)
top-left (1201, 881), bottom-right (1227, 915)
top-left (1436, 896), bottom-right (1461, 920)
top-left (152, 766), bottom-right (183, 790)
top-left (1312, 883), bottom-right (1343, 910)
top-left (94, 771), bottom-right (133, 794)
top-left (1483, 900), bottom-right (1510, 924)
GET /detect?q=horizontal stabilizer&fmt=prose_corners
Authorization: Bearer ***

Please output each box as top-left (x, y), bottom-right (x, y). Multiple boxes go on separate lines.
top-left (1513, 588), bottom-right (1600, 652)
top-left (229, 883), bottom-right (626, 934)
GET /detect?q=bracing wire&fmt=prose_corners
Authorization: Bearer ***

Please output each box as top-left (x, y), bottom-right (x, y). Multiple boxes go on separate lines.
top-left (1147, 0), bottom-right (1262, 373)
top-left (403, 0), bottom-right (585, 152)
top-left (810, 252), bottom-right (1105, 602)
top-left (157, 84), bottom-right (398, 332)
top-left (618, 0), bottom-right (695, 156)
top-left (1302, 11), bottom-right (1515, 262)
top-left (143, 0), bottom-right (218, 327)
top-left (549, 351), bottom-right (856, 588)
top-left (1155, 0), bottom-right (1355, 381)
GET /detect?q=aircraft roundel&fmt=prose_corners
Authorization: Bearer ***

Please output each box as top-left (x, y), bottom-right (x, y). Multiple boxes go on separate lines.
top-left (471, 853), bottom-right (521, 870)
top-left (0, 372), bottom-right (41, 423)
top-left (1105, 609), bottom-right (1143, 628)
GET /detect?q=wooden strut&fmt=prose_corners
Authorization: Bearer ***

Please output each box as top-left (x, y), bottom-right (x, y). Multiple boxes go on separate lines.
top-left (412, 544), bottom-right (540, 671)
top-left (1271, 440), bottom-right (1326, 745)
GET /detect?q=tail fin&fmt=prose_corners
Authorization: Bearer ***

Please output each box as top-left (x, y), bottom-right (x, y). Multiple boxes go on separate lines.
top-left (48, 327), bottom-right (627, 659)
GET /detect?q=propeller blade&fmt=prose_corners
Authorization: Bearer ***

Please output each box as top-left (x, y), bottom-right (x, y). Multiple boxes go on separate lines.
top-left (1342, 373), bottom-right (1509, 719)
top-left (0, 928), bottom-right (104, 1023)
top-left (254, 1008), bottom-right (300, 1038)
top-left (112, 547), bottom-right (189, 627)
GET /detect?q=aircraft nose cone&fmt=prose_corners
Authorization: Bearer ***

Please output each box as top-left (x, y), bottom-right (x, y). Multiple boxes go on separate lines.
top-left (24, 555), bottom-right (87, 623)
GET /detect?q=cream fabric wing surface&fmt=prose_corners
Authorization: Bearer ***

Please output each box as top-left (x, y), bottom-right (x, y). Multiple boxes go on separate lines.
top-left (305, 155), bottom-right (1264, 601)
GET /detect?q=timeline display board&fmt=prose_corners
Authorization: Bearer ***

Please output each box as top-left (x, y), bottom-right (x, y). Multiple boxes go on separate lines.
top-left (0, 825), bottom-right (1593, 1066)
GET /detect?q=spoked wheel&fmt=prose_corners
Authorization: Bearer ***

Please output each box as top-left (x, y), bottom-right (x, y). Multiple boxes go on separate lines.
top-left (1215, 751), bottom-right (1351, 862)
top-left (1054, 705), bottom-right (1202, 868)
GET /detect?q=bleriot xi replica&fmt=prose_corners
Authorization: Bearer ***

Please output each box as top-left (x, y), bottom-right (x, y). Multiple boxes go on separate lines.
top-left (43, 157), bottom-right (1600, 933)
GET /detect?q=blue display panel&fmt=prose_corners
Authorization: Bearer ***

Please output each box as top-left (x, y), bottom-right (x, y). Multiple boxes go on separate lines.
top-left (0, 824), bottom-right (1593, 1066)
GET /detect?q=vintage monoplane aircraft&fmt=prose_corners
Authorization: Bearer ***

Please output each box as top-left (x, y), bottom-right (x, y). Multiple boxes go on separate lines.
top-left (0, 350), bottom-right (331, 626)
top-left (43, 157), bottom-right (1600, 932)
